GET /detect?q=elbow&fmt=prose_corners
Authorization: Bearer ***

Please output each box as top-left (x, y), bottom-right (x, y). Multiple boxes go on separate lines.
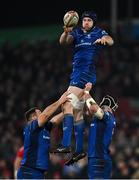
top-left (59, 39), bottom-right (67, 46)
top-left (38, 114), bottom-right (48, 127)
top-left (59, 39), bottom-right (63, 45)
top-left (89, 106), bottom-right (104, 119)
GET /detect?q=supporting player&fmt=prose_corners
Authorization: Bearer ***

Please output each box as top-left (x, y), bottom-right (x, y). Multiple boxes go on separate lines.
top-left (17, 91), bottom-right (70, 179)
top-left (67, 83), bottom-right (118, 179)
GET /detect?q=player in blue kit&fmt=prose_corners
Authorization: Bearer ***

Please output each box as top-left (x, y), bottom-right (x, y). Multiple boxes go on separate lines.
top-left (55, 11), bottom-right (114, 162)
top-left (17, 91), bottom-right (70, 179)
top-left (83, 83), bottom-right (118, 179)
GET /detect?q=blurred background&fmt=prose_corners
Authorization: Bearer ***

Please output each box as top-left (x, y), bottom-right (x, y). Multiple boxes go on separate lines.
top-left (0, 0), bottom-right (139, 179)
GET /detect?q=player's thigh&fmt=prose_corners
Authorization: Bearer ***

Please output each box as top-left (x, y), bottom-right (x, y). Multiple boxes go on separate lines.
top-left (63, 86), bottom-right (84, 113)
top-left (62, 100), bottom-right (73, 114)
top-left (68, 86), bottom-right (84, 98)
top-left (74, 109), bottom-right (84, 122)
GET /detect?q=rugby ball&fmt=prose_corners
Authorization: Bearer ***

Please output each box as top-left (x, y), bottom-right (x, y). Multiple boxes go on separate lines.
top-left (63, 10), bottom-right (79, 27)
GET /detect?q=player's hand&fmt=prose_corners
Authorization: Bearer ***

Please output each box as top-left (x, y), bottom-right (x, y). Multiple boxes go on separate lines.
top-left (63, 26), bottom-right (73, 33)
top-left (85, 82), bottom-right (92, 92)
top-left (83, 83), bottom-right (92, 100)
top-left (58, 91), bottom-right (71, 105)
top-left (93, 37), bottom-right (107, 45)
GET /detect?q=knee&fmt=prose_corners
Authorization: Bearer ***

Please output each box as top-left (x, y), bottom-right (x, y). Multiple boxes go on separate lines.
top-left (74, 110), bottom-right (83, 122)
top-left (62, 101), bottom-right (73, 114)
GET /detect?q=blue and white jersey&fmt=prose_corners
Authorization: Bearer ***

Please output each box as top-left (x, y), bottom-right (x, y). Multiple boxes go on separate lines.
top-left (70, 26), bottom-right (108, 71)
top-left (21, 120), bottom-right (53, 171)
top-left (88, 111), bottom-right (116, 160)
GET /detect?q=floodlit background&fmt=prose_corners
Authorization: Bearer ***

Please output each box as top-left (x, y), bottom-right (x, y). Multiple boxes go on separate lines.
top-left (0, 0), bottom-right (139, 178)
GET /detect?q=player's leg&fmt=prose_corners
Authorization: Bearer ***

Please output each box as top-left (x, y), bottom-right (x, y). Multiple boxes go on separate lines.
top-left (65, 108), bottom-right (86, 165)
top-left (74, 109), bottom-right (85, 154)
top-left (60, 100), bottom-right (74, 151)
top-left (65, 86), bottom-right (85, 152)
top-left (55, 86), bottom-right (84, 153)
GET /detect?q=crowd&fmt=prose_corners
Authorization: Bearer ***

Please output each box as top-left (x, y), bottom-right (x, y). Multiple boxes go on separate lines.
top-left (0, 38), bottom-right (139, 179)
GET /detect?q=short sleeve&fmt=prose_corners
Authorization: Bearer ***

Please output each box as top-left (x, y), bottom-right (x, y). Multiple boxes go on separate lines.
top-left (98, 29), bottom-right (108, 38)
top-left (69, 29), bottom-right (77, 40)
top-left (103, 111), bottom-right (112, 124)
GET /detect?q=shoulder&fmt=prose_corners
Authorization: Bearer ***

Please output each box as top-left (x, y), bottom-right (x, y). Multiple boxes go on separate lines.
top-left (104, 111), bottom-right (114, 117)
top-left (94, 26), bottom-right (108, 35)
top-left (26, 119), bottom-right (39, 132)
top-left (103, 111), bottom-right (115, 123)
top-left (70, 27), bottom-right (82, 35)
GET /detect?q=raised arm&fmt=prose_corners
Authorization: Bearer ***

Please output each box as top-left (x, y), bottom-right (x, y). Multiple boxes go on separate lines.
top-left (59, 26), bottom-right (74, 45)
top-left (94, 35), bottom-right (114, 46)
top-left (84, 83), bottom-right (104, 119)
top-left (50, 112), bottom-right (64, 126)
top-left (38, 92), bottom-right (70, 127)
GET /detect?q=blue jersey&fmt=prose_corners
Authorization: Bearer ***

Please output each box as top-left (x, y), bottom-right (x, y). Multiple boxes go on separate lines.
top-left (69, 26), bottom-right (108, 88)
top-left (88, 111), bottom-right (116, 160)
top-left (21, 120), bottom-right (53, 171)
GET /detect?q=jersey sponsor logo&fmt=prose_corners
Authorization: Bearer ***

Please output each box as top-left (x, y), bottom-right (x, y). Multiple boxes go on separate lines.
top-left (91, 123), bottom-right (95, 127)
top-left (71, 81), bottom-right (78, 85)
top-left (63, 127), bottom-right (68, 131)
top-left (102, 30), bottom-right (108, 35)
top-left (43, 135), bottom-right (50, 139)
top-left (75, 42), bottom-right (92, 48)
top-left (87, 34), bottom-right (91, 38)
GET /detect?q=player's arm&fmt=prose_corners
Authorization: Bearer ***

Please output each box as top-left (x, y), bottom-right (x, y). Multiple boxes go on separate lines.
top-left (84, 83), bottom-right (104, 119)
top-left (102, 35), bottom-right (114, 46)
top-left (50, 112), bottom-right (64, 126)
top-left (94, 35), bottom-right (114, 46)
top-left (38, 92), bottom-right (70, 127)
top-left (59, 26), bottom-right (74, 45)
top-left (14, 156), bottom-right (22, 179)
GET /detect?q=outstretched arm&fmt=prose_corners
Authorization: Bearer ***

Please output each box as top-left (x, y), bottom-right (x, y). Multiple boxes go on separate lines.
top-left (84, 83), bottom-right (104, 119)
top-left (59, 26), bottom-right (74, 45)
top-left (50, 112), bottom-right (64, 126)
top-left (94, 35), bottom-right (114, 46)
top-left (38, 92), bottom-right (70, 127)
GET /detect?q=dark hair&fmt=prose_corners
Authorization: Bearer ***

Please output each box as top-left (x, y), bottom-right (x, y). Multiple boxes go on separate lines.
top-left (99, 95), bottom-right (118, 111)
top-left (25, 107), bottom-right (38, 121)
top-left (81, 11), bottom-right (97, 26)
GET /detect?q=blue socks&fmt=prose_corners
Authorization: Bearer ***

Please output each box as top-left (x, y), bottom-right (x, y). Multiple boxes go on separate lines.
top-left (61, 114), bottom-right (74, 147)
top-left (61, 115), bottom-right (85, 153)
top-left (74, 119), bottom-right (85, 153)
